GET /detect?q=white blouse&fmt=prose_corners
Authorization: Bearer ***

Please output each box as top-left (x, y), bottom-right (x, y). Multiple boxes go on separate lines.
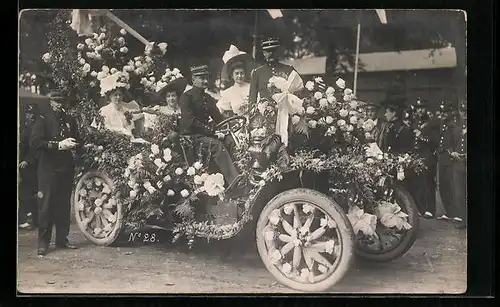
top-left (143, 105), bottom-right (180, 130)
top-left (217, 83), bottom-right (250, 116)
top-left (99, 100), bottom-right (142, 136)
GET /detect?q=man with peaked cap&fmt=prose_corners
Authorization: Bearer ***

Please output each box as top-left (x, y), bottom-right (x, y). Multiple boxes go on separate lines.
top-left (437, 99), bottom-right (467, 229)
top-left (179, 65), bottom-right (246, 198)
top-left (30, 91), bottom-right (82, 256)
top-left (409, 98), bottom-right (440, 218)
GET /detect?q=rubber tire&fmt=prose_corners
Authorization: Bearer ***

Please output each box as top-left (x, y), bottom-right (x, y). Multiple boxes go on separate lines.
top-left (355, 183), bottom-right (420, 262)
top-left (256, 188), bottom-right (355, 292)
top-left (73, 170), bottom-right (124, 246)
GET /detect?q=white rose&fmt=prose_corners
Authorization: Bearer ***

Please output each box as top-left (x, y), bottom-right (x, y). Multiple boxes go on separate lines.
top-left (367, 158), bottom-right (375, 164)
top-left (167, 189), bottom-right (175, 196)
top-left (319, 98), bottom-right (328, 108)
top-left (193, 161), bottom-right (203, 170)
top-left (79, 58), bottom-right (86, 65)
top-left (326, 87), bottom-right (335, 96)
top-left (82, 63), bottom-right (91, 73)
top-left (314, 76), bottom-right (323, 83)
top-left (325, 126), bottom-right (337, 136)
top-left (90, 81), bottom-right (96, 87)
top-left (363, 119), bottom-right (375, 132)
top-left (325, 116), bottom-right (334, 124)
top-left (120, 47), bottom-right (128, 53)
top-left (129, 190), bottom-right (137, 199)
top-left (291, 115), bottom-right (301, 125)
top-left (336, 78), bottom-right (346, 89)
top-left (349, 116), bottom-right (358, 125)
top-left (327, 95), bottom-right (336, 104)
top-left (337, 119), bottom-right (346, 127)
top-left (77, 43), bottom-right (85, 50)
top-left (349, 100), bottom-right (359, 109)
top-left (120, 28), bottom-right (127, 35)
top-left (344, 88), bottom-right (353, 96)
top-left (180, 189), bottom-right (190, 198)
top-left (154, 159), bottom-right (163, 168)
top-left (203, 173), bottom-right (225, 197)
top-left (314, 91), bottom-right (323, 100)
top-left (308, 120), bottom-right (318, 129)
top-left (149, 76), bottom-right (156, 82)
top-left (117, 37), bottom-right (125, 45)
top-left (163, 147), bottom-right (172, 157)
top-left (339, 109), bottom-right (348, 117)
top-left (151, 144), bottom-right (160, 155)
top-left (90, 71), bottom-right (98, 77)
top-left (84, 38), bottom-right (93, 45)
top-left (135, 61), bottom-right (142, 67)
top-left (347, 124), bottom-right (354, 132)
top-left (102, 66), bottom-right (110, 73)
top-left (193, 175), bottom-right (203, 185)
top-left (41, 52), bottom-right (51, 62)
top-left (175, 168), bottom-right (184, 175)
top-left (306, 106), bottom-right (316, 114)
top-left (110, 68), bottom-right (118, 74)
top-left (343, 95), bottom-right (352, 102)
top-left (187, 167), bottom-right (196, 176)
top-left (305, 81), bottom-right (315, 91)
top-left (172, 68), bottom-right (180, 75)
top-left (162, 175), bottom-right (171, 183)
top-left (163, 154), bottom-right (172, 162)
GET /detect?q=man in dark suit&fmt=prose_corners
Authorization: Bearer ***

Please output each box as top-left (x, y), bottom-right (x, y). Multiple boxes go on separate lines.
top-left (19, 103), bottom-right (39, 229)
top-left (179, 65), bottom-right (245, 198)
top-left (438, 100), bottom-right (467, 229)
top-left (410, 98), bottom-right (440, 218)
top-left (379, 99), bottom-right (413, 154)
top-left (30, 91), bottom-right (81, 256)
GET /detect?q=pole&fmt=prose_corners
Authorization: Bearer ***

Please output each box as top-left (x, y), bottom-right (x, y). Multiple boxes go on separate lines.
top-left (252, 11), bottom-right (259, 59)
top-left (353, 22), bottom-right (361, 97)
top-left (104, 10), bottom-right (150, 46)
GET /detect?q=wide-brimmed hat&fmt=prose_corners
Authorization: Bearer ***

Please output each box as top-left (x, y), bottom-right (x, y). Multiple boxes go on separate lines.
top-left (262, 38), bottom-right (281, 51)
top-left (100, 72), bottom-right (130, 97)
top-left (156, 77), bottom-right (188, 99)
top-left (47, 90), bottom-right (66, 101)
top-left (190, 65), bottom-right (209, 77)
top-left (221, 45), bottom-right (255, 82)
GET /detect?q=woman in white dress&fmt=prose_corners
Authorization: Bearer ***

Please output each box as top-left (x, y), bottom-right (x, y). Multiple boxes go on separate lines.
top-left (143, 73), bottom-right (187, 131)
top-left (98, 72), bottom-right (144, 137)
top-left (217, 45), bottom-right (255, 117)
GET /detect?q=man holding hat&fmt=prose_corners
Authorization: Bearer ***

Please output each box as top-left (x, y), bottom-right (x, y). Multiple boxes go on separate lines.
top-left (179, 65), bottom-right (246, 198)
top-left (410, 98), bottom-right (440, 218)
top-left (437, 100), bottom-right (467, 229)
top-left (30, 90), bottom-right (82, 256)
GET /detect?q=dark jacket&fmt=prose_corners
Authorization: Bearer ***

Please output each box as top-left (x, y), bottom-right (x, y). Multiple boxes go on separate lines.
top-left (438, 116), bottom-right (467, 166)
top-left (412, 116), bottom-right (440, 162)
top-left (30, 106), bottom-right (83, 173)
top-left (178, 87), bottom-right (224, 137)
top-left (379, 119), bottom-right (413, 154)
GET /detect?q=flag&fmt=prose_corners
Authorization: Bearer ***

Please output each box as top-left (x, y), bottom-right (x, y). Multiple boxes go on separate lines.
top-left (70, 10), bottom-right (94, 36)
top-left (267, 9), bottom-right (283, 19)
top-left (375, 9), bottom-right (387, 24)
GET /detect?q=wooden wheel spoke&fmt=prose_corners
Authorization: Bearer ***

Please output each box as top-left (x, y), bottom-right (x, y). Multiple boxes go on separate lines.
top-left (292, 204), bottom-right (302, 229)
top-left (281, 242), bottom-right (295, 256)
top-left (102, 208), bottom-right (116, 223)
top-left (278, 234), bottom-right (293, 243)
top-left (306, 248), bottom-right (333, 269)
top-left (302, 248), bottom-right (314, 269)
top-left (308, 226), bottom-right (326, 242)
top-left (299, 214), bottom-right (315, 235)
top-left (292, 246), bottom-right (302, 268)
top-left (281, 219), bottom-right (295, 236)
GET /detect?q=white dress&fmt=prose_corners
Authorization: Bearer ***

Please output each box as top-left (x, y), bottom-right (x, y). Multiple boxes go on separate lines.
top-left (216, 83), bottom-right (250, 116)
top-left (143, 105), bottom-right (181, 130)
top-left (99, 100), bottom-right (142, 136)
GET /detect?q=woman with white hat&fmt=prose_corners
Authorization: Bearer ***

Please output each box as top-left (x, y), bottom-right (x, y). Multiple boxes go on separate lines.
top-left (216, 45), bottom-right (255, 117)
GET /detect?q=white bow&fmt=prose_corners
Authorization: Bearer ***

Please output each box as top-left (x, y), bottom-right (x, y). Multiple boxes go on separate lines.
top-left (269, 70), bottom-right (304, 146)
top-left (222, 45), bottom-right (247, 64)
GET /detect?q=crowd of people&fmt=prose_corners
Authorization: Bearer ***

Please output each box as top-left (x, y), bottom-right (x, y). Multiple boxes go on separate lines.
top-left (18, 37), bottom-right (467, 256)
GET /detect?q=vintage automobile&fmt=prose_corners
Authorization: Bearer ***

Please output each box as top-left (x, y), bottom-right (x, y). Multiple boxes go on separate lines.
top-left (72, 101), bottom-right (420, 292)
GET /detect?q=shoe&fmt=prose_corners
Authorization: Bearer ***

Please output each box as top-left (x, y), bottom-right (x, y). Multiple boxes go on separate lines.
top-left (453, 217), bottom-right (463, 222)
top-left (19, 222), bottom-right (31, 229)
top-left (55, 241), bottom-right (78, 249)
top-left (423, 212), bottom-right (434, 219)
top-left (436, 214), bottom-right (450, 220)
top-left (27, 212), bottom-right (32, 217)
top-left (37, 245), bottom-right (48, 256)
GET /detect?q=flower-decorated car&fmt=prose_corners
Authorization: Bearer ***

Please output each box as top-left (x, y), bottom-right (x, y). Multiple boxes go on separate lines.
top-left (44, 15), bottom-right (425, 293)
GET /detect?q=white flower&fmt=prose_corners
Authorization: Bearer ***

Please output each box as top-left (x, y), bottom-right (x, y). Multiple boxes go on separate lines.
top-left (172, 68), bottom-right (180, 75)
top-left (90, 71), bottom-right (98, 77)
top-left (283, 203), bottom-right (294, 215)
top-left (398, 156), bottom-right (405, 163)
top-left (306, 106), bottom-right (316, 114)
top-left (349, 116), bottom-right (358, 125)
top-left (120, 28), bottom-right (127, 35)
top-left (129, 190), bottom-right (137, 199)
top-left (200, 173), bottom-right (209, 182)
top-left (163, 153), bottom-right (172, 162)
top-left (102, 66), bottom-right (110, 73)
top-left (149, 76), bottom-right (156, 82)
top-left (175, 168), bottom-right (184, 175)
top-left (319, 98), bottom-right (328, 108)
top-left (326, 86), bottom-right (335, 96)
top-left (120, 47), bottom-right (128, 53)
top-left (349, 100), bottom-right (359, 109)
top-left (193, 161), bottom-right (203, 170)
top-left (308, 120), bottom-right (317, 129)
top-left (377, 154), bottom-right (384, 160)
top-left (158, 42), bottom-right (168, 54)
top-left (367, 158), bottom-right (375, 164)
top-left (180, 189), bottom-right (190, 197)
top-left (397, 169), bottom-right (405, 181)
top-left (314, 91), bottom-right (323, 100)
top-left (98, 33), bottom-right (106, 40)
top-left (325, 116), bottom-right (334, 124)
top-left (362, 119), bottom-right (375, 132)
top-left (300, 268), bottom-right (310, 278)
top-left (339, 109), bottom-right (348, 117)
top-left (282, 263), bottom-right (292, 274)
top-left (344, 88), bottom-right (353, 96)
top-left (305, 81), bottom-right (315, 91)
top-left (346, 124), bottom-right (354, 132)
top-left (117, 37), bottom-right (125, 45)
top-left (343, 94), bottom-right (352, 102)
top-left (203, 173), bottom-right (225, 197)
top-left (154, 158), bottom-right (163, 168)
top-left (264, 230), bottom-right (275, 241)
top-left (156, 181), bottom-right (163, 189)
top-left (167, 189), bottom-right (175, 196)
top-left (94, 45), bottom-right (104, 52)
top-left (151, 144), bottom-right (160, 155)
top-left (325, 126), bottom-right (337, 136)
top-left (187, 167), bottom-right (196, 176)
top-left (193, 175), bottom-right (204, 185)
top-left (84, 38), bottom-right (93, 45)
top-left (336, 78), bottom-right (346, 89)
top-left (302, 204), bottom-right (314, 214)
top-left (82, 63), bottom-right (91, 73)
top-left (291, 115), bottom-right (301, 125)
top-left (327, 95), bottom-right (336, 104)
top-left (147, 187), bottom-right (157, 194)
top-left (269, 209), bottom-right (281, 225)
top-left (337, 119), bottom-right (346, 127)
top-left (79, 58), bottom-right (86, 65)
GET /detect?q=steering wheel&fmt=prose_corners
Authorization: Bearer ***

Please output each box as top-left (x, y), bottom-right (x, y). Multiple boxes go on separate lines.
top-left (214, 115), bottom-right (247, 135)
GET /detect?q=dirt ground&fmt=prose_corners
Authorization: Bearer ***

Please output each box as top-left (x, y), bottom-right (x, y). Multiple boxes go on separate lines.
top-left (17, 216), bottom-right (466, 294)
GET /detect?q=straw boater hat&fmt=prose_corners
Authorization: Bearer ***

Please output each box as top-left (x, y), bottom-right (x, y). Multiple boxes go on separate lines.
top-left (221, 45), bottom-right (255, 82)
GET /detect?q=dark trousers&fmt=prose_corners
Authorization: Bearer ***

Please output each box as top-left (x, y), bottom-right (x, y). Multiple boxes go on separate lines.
top-left (413, 156), bottom-right (438, 215)
top-left (37, 168), bottom-right (74, 247)
top-left (19, 166), bottom-right (38, 225)
top-left (438, 160), bottom-right (467, 220)
top-left (193, 135), bottom-right (239, 186)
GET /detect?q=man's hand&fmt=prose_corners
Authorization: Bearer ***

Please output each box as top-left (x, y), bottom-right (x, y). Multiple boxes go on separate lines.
top-left (450, 151), bottom-right (462, 160)
top-left (19, 161), bottom-right (28, 168)
top-left (58, 138), bottom-right (78, 150)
